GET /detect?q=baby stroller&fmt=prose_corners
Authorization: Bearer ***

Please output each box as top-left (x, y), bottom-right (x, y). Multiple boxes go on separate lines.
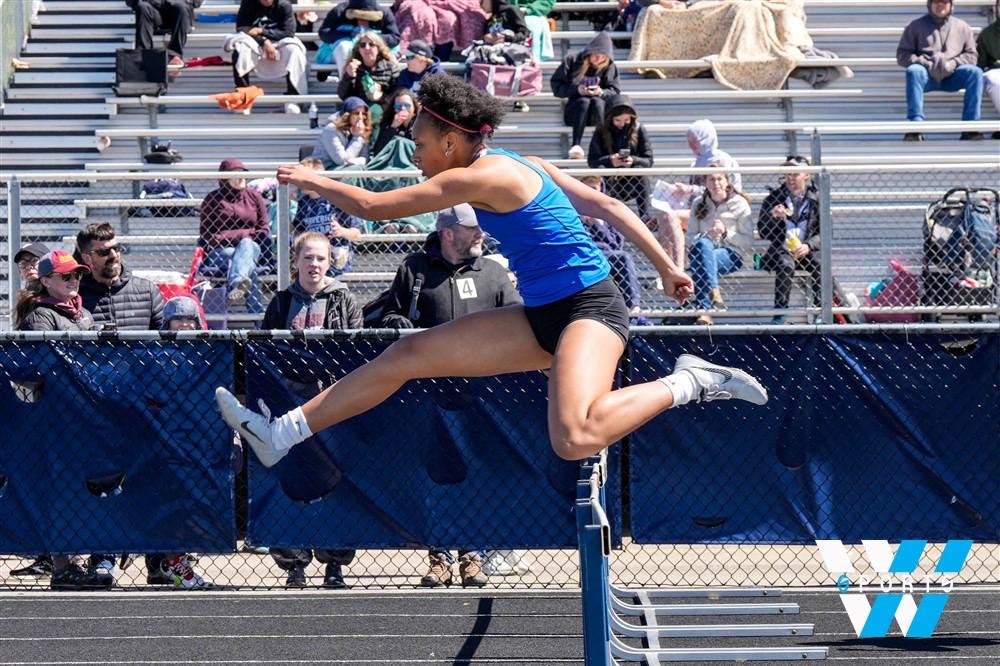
top-left (920, 188), bottom-right (999, 322)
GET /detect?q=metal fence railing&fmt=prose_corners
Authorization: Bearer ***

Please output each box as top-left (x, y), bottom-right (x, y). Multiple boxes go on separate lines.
top-left (3, 164), bottom-right (998, 330)
top-left (0, 326), bottom-right (997, 591)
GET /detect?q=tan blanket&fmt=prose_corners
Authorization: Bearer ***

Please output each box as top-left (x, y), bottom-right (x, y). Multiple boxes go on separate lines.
top-left (629, 0), bottom-right (813, 91)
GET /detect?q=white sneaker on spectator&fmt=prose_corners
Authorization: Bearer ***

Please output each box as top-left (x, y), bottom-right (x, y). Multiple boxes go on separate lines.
top-left (482, 550), bottom-right (533, 576)
top-left (567, 145), bottom-right (585, 160)
top-left (284, 103), bottom-right (301, 114)
top-left (672, 354), bottom-right (768, 405)
top-left (215, 387), bottom-right (287, 467)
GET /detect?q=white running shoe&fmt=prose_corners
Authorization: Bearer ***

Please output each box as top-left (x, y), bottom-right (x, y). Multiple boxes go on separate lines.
top-left (673, 354), bottom-right (768, 405)
top-left (215, 387), bottom-right (287, 467)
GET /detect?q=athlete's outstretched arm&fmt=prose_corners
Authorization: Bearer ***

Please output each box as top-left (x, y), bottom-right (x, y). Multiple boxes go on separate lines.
top-left (276, 163), bottom-right (479, 221)
top-left (529, 156), bottom-right (694, 303)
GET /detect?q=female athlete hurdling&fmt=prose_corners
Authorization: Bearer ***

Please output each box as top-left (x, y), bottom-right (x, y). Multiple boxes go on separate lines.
top-left (216, 73), bottom-right (767, 466)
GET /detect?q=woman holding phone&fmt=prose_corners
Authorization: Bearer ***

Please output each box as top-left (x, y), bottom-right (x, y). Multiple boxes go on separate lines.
top-left (587, 94), bottom-right (654, 220)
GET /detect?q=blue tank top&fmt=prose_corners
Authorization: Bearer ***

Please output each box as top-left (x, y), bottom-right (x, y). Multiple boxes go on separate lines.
top-left (472, 148), bottom-right (610, 306)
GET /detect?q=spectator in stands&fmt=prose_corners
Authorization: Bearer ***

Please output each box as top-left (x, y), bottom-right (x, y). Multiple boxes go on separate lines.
top-left (757, 156), bottom-right (824, 324)
top-left (685, 166), bottom-right (753, 326)
top-left (896, 0), bottom-right (983, 141)
top-left (510, 0), bottom-right (555, 62)
top-left (372, 88), bottom-right (419, 156)
top-left (312, 96), bottom-right (374, 168)
top-left (126, 0), bottom-right (197, 68)
top-left (577, 176), bottom-right (644, 319)
top-left (219, 73), bottom-right (766, 482)
top-left (978, 1), bottom-right (1000, 138)
top-left (199, 158), bottom-right (272, 314)
top-left (225, 0), bottom-right (309, 114)
top-left (260, 231), bottom-right (364, 588)
top-left (294, 158), bottom-right (363, 276)
top-left (76, 223), bottom-right (164, 331)
top-left (377, 204), bottom-right (520, 587)
top-left (15, 251), bottom-right (94, 333)
top-left (157, 296), bottom-right (215, 589)
top-left (654, 119), bottom-right (743, 269)
top-left (588, 93), bottom-right (654, 219)
top-left (550, 31), bottom-right (621, 158)
top-left (75, 223), bottom-right (168, 584)
top-left (391, 0), bottom-right (488, 63)
top-left (317, 0), bottom-right (401, 81)
top-left (14, 242), bottom-right (50, 289)
top-left (14, 251), bottom-right (112, 590)
top-left (395, 40), bottom-right (446, 93)
top-left (337, 30), bottom-right (401, 126)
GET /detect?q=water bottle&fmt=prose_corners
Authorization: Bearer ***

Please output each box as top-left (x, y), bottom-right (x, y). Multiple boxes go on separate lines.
top-left (308, 102), bottom-right (318, 129)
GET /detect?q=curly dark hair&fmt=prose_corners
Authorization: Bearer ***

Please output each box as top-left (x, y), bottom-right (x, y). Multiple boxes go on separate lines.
top-left (416, 74), bottom-right (506, 142)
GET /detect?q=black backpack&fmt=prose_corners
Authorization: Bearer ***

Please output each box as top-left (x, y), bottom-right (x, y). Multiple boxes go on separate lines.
top-left (113, 48), bottom-right (168, 97)
top-left (362, 270), bottom-right (425, 328)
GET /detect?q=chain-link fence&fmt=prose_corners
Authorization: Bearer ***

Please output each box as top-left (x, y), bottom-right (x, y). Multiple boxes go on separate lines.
top-left (3, 165), bottom-right (997, 330)
top-left (0, 327), bottom-right (997, 591)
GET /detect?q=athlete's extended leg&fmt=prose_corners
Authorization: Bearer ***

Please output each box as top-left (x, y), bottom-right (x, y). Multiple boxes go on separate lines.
top-left (217, 307), bottom-right (551, 466)
top-left (545, 320), bottom-right (767, 461)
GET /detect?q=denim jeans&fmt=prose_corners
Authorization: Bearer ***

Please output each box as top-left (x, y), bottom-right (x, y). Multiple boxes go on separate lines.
top-left (429, 547), bottom-right (486, 564)
top-left (688, 237), bottom-right (742, 308)
top-left (204, 237), bottom-right (263, 313)
top-left (905, 63), bottom-right (983, 121)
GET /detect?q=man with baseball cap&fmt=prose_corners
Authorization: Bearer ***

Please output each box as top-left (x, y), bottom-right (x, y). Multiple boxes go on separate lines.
top-left (13, 242), bottom-right (51, 288)
top-left (375, 203), bottom-right (521, 588)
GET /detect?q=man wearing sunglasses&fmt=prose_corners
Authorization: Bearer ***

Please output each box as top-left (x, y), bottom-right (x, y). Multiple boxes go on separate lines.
top-left (76, 223), bottom-right (164, 332)
top-left (75, 222), bottom-right (168, 585)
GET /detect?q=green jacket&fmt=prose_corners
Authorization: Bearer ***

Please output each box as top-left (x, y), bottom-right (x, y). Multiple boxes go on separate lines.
top-left (510, 0), bottom-right (555, 17)
top-left (977, 19), bottom-right (1000, 70)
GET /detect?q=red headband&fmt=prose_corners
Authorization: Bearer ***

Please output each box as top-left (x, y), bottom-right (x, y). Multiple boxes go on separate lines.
top-left (422, 106), bottom-right (492, 134)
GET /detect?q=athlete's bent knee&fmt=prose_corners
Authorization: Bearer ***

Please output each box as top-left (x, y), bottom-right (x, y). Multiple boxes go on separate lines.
top-left (550, 435), bottom-right (600, 462)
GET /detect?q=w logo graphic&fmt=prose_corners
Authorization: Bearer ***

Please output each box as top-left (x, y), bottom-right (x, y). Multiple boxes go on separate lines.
top-left (816, 539), bottom-right (974, 638)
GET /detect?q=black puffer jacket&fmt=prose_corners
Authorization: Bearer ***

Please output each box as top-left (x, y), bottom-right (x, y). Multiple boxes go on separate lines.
top-left (19, 302), bottom-right (95, 332)
top-left (79, 263), bottom-right (165, 330)
top-left (380, 232), bottom-right (521, 328)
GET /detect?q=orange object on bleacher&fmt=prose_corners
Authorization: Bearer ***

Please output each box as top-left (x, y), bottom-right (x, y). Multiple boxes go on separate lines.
top-left (211, 85), bottom-right (266, 112)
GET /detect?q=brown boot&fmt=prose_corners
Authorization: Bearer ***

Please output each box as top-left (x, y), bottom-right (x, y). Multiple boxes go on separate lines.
top-left (459, 553), bottom-right (488, 588)
top-left (709, 288), bottom-right (726, 310)
top-left (695, 314), bottom-right (713, 326)
top-left (420, 553), bottom-right (453, 587)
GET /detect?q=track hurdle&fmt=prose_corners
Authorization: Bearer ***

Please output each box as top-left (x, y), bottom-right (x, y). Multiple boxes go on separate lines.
top-left (576, 453), bottom-right (829, 663)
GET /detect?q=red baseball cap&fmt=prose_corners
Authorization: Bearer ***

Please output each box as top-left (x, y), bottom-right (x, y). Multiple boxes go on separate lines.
top-left (38, 250), bottom-right (91, 276)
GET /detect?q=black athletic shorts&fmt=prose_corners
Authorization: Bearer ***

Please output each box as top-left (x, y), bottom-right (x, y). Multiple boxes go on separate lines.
top-left (524, 276), bottom-right (630, 355)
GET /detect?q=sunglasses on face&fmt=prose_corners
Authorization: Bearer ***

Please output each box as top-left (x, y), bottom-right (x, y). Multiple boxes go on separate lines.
top-left (54, 271), bottom-right (85, 282)
top-left (404, 54), bottom-right (417, 61)
top-left (785, 154), bottom-right (810, 166)
top-left (358, 41), bottom-right (376, 49)
top-left (17, 258), bottom-right (39, 269)
top-left (86, 244), bottom-right (124, 257)
top-left (394, 102), bottom-right (413, 111)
